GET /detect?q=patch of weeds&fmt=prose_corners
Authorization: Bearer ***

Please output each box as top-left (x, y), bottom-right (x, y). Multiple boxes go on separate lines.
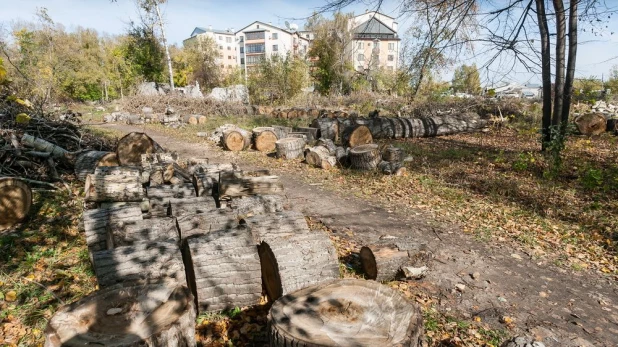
top-left (512, 152), bottom-right (535, 171)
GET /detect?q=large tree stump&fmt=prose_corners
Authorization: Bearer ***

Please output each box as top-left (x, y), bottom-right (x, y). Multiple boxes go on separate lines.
top-left (92, 241), bottom-right (186, 288)
top-left (222, 128), bottom-right (251, 152)
top-left (107, 218), bottom-right (179, 248)
top-left (382, 146), bottom-right (403, 163)
top-left (169, 196), bottom-right (217, 217)
top-left (574, 113), bottom-right (607, 136)
top-left (229, 195), bottom-right (285, 217)
top-left (84, 168), bottom-right (145, 203)
top-left (293, 127), bottom-right (318, 143)
top-left (44, 283), bottom-right (196, 347)
top-left (176, 210), bottom-right (239, 240)
top-left (252, 127), bottom-right (278, 152)
top-left (272, 125), bottom-right (292, 140)
top-left (310, 118), bottom-right (339, 141)
top-left (275, 138), bottom-right (305, 159)
top-left (244, 211), bottom-right (339, 301)
top-left (182, 226), bottom-right (262, 313)
top-left (0, 178), bottom-right (32, 231)
top-left (342, 124), bottom-right (373, 148)
top-left (117, 132), bottom-right (164, 166)
top-left (74, 151), bottom-right (119, 181)
top-left (83, 205), bottom-right (143, 253)
top-left (219, 172), bottom-right (284, 197)
top-left (268, 278), bottom-right (423, 347)
top-left (349, 144), bottom-right (381, 171)
top-left (305, 146), bottom-right (337, 169)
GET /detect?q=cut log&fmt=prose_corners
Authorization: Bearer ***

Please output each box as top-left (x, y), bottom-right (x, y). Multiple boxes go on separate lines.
top-left (126, 115), bottom-right (145, 125)
top-left (268, 278), bottom-right (423, 347)
top-left (147, 183), bottom-right (196, 200)
top-left (74, 151), bottom-right (119, 182)
top-left (21, 134), bottom-right (68, 159)
top-left (192, 174), bottom-right (217, 197)
top-left (574, 113), bottom-right (607, 136)
top-left (197, 115), bottom-right (207, 124)
top-left (92, 241), bottom-right (186, 288)
top-left (182, 114), bottom-right (198, 125)
top-left (252, 127), bottom-right (278, 152)
top-left (244, 211), bottom-right (339, 300)
top-left (382, 146), bottom-right (403, 163)
top-left (182, 226), bottom-right (262, 313)
top-left (44, 283), bottom-right (196, 347)
top-left (392, 117), bottom-right (405, 139)
top-left (94, 166), bottom-right (141, 176)
top-left (149, 169), bottom-right (164, 187)
top-left (342, 124), bottom-right (373, 148)
top-left (222, 128), bottom-right (251, 152)
top-left (305, 146), bottom-right (337, 169)
top-left (117, 132), bottom-right (164, 166)
top-left (0, 178), bottom-right (32, 231)
top-left (378, 112), bottom-right (487, 139)
top-left (360, 245), bottom-right (410, 281)
top-left (83, 205), bottom-right (143, 253)
top-left (229, 195), bottom-right (285, 217)
top-left (315, 138), bottom-right (337, 155)
top-left (294, 127), bottom-right (319, 143)
top-left (84, 170), bottom-right (145, 203)
top-left (335, 146), bottom-right (349, 167)
top-left (162, 115), bottom-right (180, 124)
top-left (107, 217), bottom-right (179, 247)
top-left (275, 137), bottom-right (305, 159)
top-left (349, 144), bottom-right (381, 171)
top-left (176, 210), bottom-right (239, 240)
top-left (310, 118), bottom-right (339, 141)
top-left (272, 125), bottom-right (292, 140)
top-left (219, 173), bottom-right (284, 197)
top-left (169, 196), bottom-right (217, 217)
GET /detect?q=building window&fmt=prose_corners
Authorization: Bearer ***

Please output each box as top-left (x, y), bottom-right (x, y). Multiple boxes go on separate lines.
top-left (240, 47), bottom-right (244, 53)
top-left (246, 54), bottom-right (264, 64)
top-left (219, 45), bottom-right (223, 50)
top-left (227, 46), bottom-right (231, 50)
top-left (245, 31), bottom-right (265, 40)
top-left (305, 34), bottom-right (309, 38)
top-left (246, 43), bottom-right (265, 53)
top-left (273, 44), bottom-right (278, 52)
top-left (219, 36), bottom-right (222, 40)
top-left (272, 33), bottom-right (278, 40)
top-left (388, 55), bottom-right (394, 61)
top-left (241, 58), bottom-right (245, 64)
top-left (226, 37), bottom-right (232, 43)
top-left (357, 42), bottom-right (362, 49)
top-left (388, 42), bottom-right (395, 50)
top-left (228, 56), bottom-right (232, 59)
top-left (239, 36), bottom-right (244, 42)
top-left (357, 54), bottom-right (364, 61)
top-left (257, 25), bottom-right (260, 28)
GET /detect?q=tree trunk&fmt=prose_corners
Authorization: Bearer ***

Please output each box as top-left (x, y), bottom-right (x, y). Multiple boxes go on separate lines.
top-left (310, 118), bottom-right (339, 141)
top-left (219, 173), bottom-right (284, 197)
top-left (275, 138), bottom-right (305, 159)
top-left (107, 217), bottom-right (179, 248)
top-left (75, 151), bottom-right (119, 182)
top-left (169, 196), bottom-right (217, 217)
top-left (272, 125), bottom-right (292, 140)
top-left (349, 144), bottom-right (381, 171)
top-left (342, 124), bottom-right (373, 148)
top-left (182, 226), bottom-right (262, 313)
top-left (0, 178), bottom-right (32, 231)
top-left (83, 205), bottom-right (143, 253)
top-left (561, 0), bottom-right (578, 129)
top-left (536, 0), bottom-right (553, 149)
top-left (21, 134), bottom-right (68, 159)
top-left (147, 184), bottom-right (196, 200)
top-left (244, 211), bottom-right (339, 301)
top-left (117, 132), bottom-right (164, 166)
top-left (552, 0), bottom-right (567, 128)
top-left (369, 113), bottom-right (486, 139)
top-left (268, 278), bottom-right (424, 347)
top-left (44, 283), bottom-right (196, 347)
top-left (176, 210), bottom-right (239, 240)
top-left (316, 138), bottom-right (337, 155)
top-left (84, 170), bottom-right (145, 203)
top-left (335, 146), bottom-right (350, 167)
top-left (154, 2), bottom-right (174, 90)
top-left (360, 245), bottom-right (410, 281)
top-left (229, 195), bottom-right (285, 217)
top-left (305, 146), bottom-right (337, 169)
top-left (252, 127), bottom-right (278, 152)
top-left (293, 127), bottom-right (319, 143)
top-left (222, 128), bottom-right (251, 152)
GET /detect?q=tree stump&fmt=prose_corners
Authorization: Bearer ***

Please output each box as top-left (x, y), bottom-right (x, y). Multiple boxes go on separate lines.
top-left (117, 132), bottom-right (164, 166)
top-left (574, 113), bottom-right (607, 136)
top-left (244, 211), bottom-right (340, 301)
top-left (169, 196), bottom-right (217, 217)
top-left (306, 146), bottom-right (337, 169)
top-left (335, 146), bottom-right (350, 168)
top-left (275, 138), bottom-right (305, 159)
top-left (252, 127), bottom-right (278, 152)
top-left (294, 127), bottom-right (319, 143)
top-left (268, 278), bottom-right (423, 347)
top-left (74, 151), bottom-right (119, 181)
top-left (92, 241), bottom-right (186, 288)
top-left (382, 146), bottom-right (403, 163)
top-left (183, 115), bottom-right (198, 125)
top-left (84, 169), bottom-right (145, 203)
top-left (44, 283), bottom-right (196, 347)
top-left (107, 218), bottom-right (179, 248)
top-left (0, 178), bottom-right (32, 231)
top-left (222, 128), bottom-right (251, 152)
top-left (359, 245), bottom-right (410, 281)
top-left (229, 195), bottom-right (286, 218)
top-left (176, 210), bottom-right (239, 240)
top-left (349, 144), bottom-right (381, 171)
top-left (315, 139), bottom-right (337, 155)
top-left (310, 118), bottom-right (339, 141)
top-left (271, 125), bottom-right (292, 140)
top-left (342, 124), bottom-right (373, 148)
top-left (219, 173), bottom-right (284, 197)
top-left (83, 205), bottom-right (143, 253)
top-left (182, 226), bottom-right (262, 313)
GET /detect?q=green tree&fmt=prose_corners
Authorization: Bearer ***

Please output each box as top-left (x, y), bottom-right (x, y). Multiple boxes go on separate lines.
top-left (124, 23), bottom-right (165, 83)
top-left (248, 54), bottom-right (309, 104)
top-left (451, 64), bottom-right (481, 95)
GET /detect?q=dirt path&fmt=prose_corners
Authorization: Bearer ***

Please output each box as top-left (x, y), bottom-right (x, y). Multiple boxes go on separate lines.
top-left (97, 123), bottom-right (618, 346)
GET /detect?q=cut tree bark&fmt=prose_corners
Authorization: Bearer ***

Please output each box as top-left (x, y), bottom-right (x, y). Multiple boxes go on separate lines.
top-left (107, 217), bottom-right (179, 248)
top-left (192, 174), bottom-right (217, 197)
top-left (310, 118), bottom-right (339, 141)
top-left (21, 134), bottom-right (68, 159)
top-left (275, 138), bottom-right (305, 159)
top-left (92, 241), bottom-right (186, 288)
top-left (574, 113), bottom-right (607, 136)
top-left (222, 128), bottom-right (251, 152)
top-left (349, 144), bottom-right (381, 171)
top-left (84, 170), bottom-right (145, 203)
top-left (182, 226), bottom-right (262, 313)
top-left (74, 151), bottom-right (119, 182)
top-left (219, 172), bottom-right (284, 197)
top-left (44, 283), bottom-right (196, 347)
top-left (83, 205), bottom-right (143, 253)
top-left (244, 211), bottom-right (339, 300)
top-left (252, 127), bottom-right (278, 152)
top-left (294, 127), bottom-right (319, 143)
top-left (382, 146), bottom-right (403, 163)
top-left (342, 124), bottom-right (373, 148)
top-left (335, 146), bottom-right (350, 167)
top-left (117, 132), bottom-right (164, 166)
top-left (176, 210), bottom-right (239, 240)
top-left (315, 138), bottom-right (337, 155)
top-left (182, 114), bottom-right (198, 125)
top-left (169, 196), bottom-right (217, 217)
top-left (305, 146), bottom-right (337, 169)
top-left (378, 161), bottom-right (406, 176)
top-left (229, 195), bottom-right (285, 217)
top-left (0, 178), bottom-right (32, 231)
top-left (272, 125), bottom-right (292, 140)
top-left (268, 278), bottom-right (423, 347)
top-left (147, 184), bottom-right (196, 200)
top-left (360, 245), bottom-right (410, 281)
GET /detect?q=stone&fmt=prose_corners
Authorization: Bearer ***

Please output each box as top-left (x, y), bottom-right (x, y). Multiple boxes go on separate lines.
top-left (402, 266), bottom-right (428, 279)
top-left (208, 84), bottom-right (249, 104)
top-left (471, 272), bottom-right (480, 280)
top-left (136, 81), bottom-right (164, 96)
top-left (455, 283), bottom-right (466, 292)
top-left (142, 107), bottom-right (153, 114)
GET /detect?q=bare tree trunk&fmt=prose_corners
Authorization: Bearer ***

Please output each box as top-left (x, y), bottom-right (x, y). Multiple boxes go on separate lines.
top-left (154, 2), bottom-right (174, 90)
top-left (561, 0), bottom-right (578, 130)
top-left (552, 0), bottom-right (567, 129)
top-left (536, 0), bottom-right (553, 149)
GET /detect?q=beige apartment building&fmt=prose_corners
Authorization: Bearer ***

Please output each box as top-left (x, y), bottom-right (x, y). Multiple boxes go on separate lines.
top-left (183, 26), bottom-right (239, 73)
top-left (348, 11), bottom-right (400, 72)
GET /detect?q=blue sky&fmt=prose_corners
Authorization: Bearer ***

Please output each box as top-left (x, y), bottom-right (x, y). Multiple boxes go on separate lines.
top-left (1, 0), bottom-right (617, 84)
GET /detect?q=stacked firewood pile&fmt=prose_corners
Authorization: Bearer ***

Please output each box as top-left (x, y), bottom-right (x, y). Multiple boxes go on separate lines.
top-left (43, 131), bottom-right (425, 346)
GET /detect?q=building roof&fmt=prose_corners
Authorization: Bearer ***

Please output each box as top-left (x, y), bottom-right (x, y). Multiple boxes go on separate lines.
top-left (235, 21), bottom-right (293, 35)
top-left (353, 16), bottom-right (396, 35)
top-left (353, 10), bottom-right (395, 20)
top-left (191, 27), bottom-right (235, 37)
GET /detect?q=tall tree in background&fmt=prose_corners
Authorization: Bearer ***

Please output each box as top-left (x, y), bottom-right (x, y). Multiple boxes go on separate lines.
top-left (138, 0), bottom-right (174, 89)
top-left (125, 23), bottom-right (165, 83)
top-left (451, 64), bottom-right (481, 95)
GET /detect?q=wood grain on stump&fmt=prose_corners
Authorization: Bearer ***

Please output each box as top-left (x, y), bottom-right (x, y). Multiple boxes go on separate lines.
top-left (268, 278), bottom-right (423, 347)
top-left (574, 113), bottom-right (607, 136)
top-left (74, 151), bottom-right (119, 181)
top-left (107, 218), bottom-right (179, 248)
top-left (275, 138), bottom-right (305, 159)
top-left (252, 127), bottom-right (278, 152)
top-left (342, 124), bottom-right (373, 148)
top-left (222, 128), bottom-right (251, 152)
top-left (0, 178), bottom-right (32, 231)
top-left (182, 226), bottom-right (262, 313)
top-left (305, 146), bottom-right (337, 169)
top-left (244, 211), bottom-right (340, 301)
top-left (44, 283), bottom-right (196, 347)
top-left (349, 144), bottom-right (381, 171)
top-left (117, 132), bottom-right (163, 166)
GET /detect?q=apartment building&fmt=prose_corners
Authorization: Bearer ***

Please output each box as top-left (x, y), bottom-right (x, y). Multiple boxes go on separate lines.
top-left (236, 21), bottom-right (310, 73)
top-left (183, 26), bottom-right (239, 73)
top-left (348, 11), bottom-right (400, 72)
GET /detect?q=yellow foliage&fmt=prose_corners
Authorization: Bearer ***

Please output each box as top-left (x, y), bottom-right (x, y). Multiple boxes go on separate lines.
top-left (5, 290), bottom-right (17, 302)
top-left (16, 113), bottom-right (31, 124)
